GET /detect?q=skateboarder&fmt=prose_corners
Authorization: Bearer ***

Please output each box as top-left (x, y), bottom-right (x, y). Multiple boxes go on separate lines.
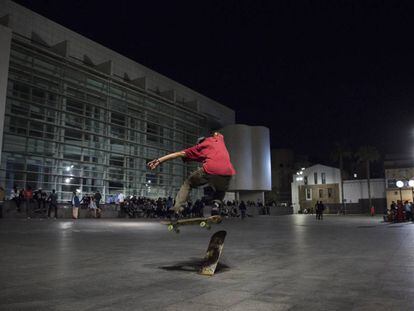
top-left (147, 131), bottom-right (236, 214)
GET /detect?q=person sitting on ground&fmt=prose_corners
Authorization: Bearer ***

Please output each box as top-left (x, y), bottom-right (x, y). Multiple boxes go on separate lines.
top-left (147, 131), bottom-right (236, 216)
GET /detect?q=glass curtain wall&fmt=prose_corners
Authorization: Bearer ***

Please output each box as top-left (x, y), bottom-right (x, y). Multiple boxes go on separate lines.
top-left (1, 38), bottom-right (206, 202)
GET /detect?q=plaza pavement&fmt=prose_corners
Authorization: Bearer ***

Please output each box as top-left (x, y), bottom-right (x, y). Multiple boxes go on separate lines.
top-left (0, 215), bottom-right (413, 310)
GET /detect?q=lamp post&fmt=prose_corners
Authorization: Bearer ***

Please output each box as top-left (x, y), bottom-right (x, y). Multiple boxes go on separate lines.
top-left (408, 180), bottom-right (414, 202)
top-left (396, 180), bottom-right (404, 202)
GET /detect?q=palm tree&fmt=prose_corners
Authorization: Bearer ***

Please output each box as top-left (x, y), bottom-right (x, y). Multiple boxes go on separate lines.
top-left (355, 146), bottom-right (380, 211)
top-left (331, 142), bottom-right (352, 209)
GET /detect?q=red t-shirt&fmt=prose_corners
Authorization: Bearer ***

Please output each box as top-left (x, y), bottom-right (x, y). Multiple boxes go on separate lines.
top-left (183, 134), bottom-right (236, 176)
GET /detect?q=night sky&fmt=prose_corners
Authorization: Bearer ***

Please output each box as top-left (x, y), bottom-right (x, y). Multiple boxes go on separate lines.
top-left (14, 0), bottom-right (414, 161)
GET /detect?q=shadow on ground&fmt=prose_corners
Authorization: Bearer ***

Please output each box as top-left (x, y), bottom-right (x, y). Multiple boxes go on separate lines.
top-left (159, 257), bottom-right (230, 274)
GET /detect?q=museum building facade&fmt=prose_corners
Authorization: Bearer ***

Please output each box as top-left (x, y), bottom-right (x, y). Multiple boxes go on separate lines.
top-left (0, 1), bottom-right (235, 201)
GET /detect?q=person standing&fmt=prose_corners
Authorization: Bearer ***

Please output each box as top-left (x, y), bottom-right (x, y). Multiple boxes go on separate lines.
top-left (89, 196), bottom-right (97, 218)
top-left (319, 201), bottom-right (325, 220)
top-left (24, 186), bottom-right (33, 219)
top-left (316, 201), bottom-right (325, 220)
top-left (118, 192), bottom-right (125, 215)
top-left (315, 201), bottom-right (320, 220)
top-left (10, 186), bottom-right (21, 212)
top-left (71, 191), bottom-right (80, 219)
top-left (0, 186), bottom-right (4, 218)
top-left (41, 190), bottom-right (47, 217)
top-left (239, 200), bottom-right (247, 219)
top-left (396, 201), bottom-right (404, 222)
top-left (94, 190), bottom-right (102, 210)
top-left (404, 201), bottom-right (412, 221)
top-left (47, 189), bottom-right (58, 219)
top-left (166, 196), bottom-right (173, 215)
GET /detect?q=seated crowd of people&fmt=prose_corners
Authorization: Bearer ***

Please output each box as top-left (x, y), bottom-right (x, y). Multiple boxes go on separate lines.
top-left (118, 196), bottom-right (252, 219)
top-left (384, 200), bottom-right (414, 223)
top-left (6, 184), bottom-right (277, 220)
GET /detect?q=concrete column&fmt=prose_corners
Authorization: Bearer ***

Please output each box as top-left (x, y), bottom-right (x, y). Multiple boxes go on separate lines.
top-left (0, 25), bottom-right (12, 165)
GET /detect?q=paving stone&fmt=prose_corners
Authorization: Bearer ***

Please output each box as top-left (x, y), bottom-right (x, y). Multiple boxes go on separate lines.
top-left (226, 299), bottom-right (291, 311)
top-left (1, 216), bottom-right (414, 310)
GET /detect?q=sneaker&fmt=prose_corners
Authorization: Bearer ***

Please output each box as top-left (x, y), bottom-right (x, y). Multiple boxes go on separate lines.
top-left (212, 200), bottom-right (222, 209)
top-left (171, 206), bottom-right (184, 214)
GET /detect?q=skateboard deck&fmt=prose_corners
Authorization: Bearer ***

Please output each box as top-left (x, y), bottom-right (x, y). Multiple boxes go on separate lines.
top-left (199, 230), bottom-right (227, 276)
top-left (160, 215), bottom-right (222, 233)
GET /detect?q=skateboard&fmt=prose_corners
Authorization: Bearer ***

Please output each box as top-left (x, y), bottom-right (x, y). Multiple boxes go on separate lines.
top-left (199, 230), bottom-right (227, 276)
top-left (160, 215), bottom-right (222, 233)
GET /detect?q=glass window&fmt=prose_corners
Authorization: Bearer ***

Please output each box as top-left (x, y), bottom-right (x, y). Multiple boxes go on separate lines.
top-left (3, 135), bottom-right (26, 152)
top-left (66, 85), bottom-right (86, 98)
top-left (65, 114), bottom-right (83, 129)
top-left (321, 173), bottom-right (326, 184)
top-left (146, 173), bottom-right (157, 185)
top-left (4, 43), bottom-right (209, 201)
top-left (86, 77), bottom-right (105, 92)
top-left (86, 93), bottom-right (105, 106)
top-left (109, 155), bottom-right (124, 167)
top-left (65, 129), bottom-right (83, 142)
top-left (319, 189), bottom-right (323, 198)
top-left (63, 145), bottom-right (82, 161)
top-left (30, 105), bottom-right (45, 120)
top-left (33, 76), bottom-right (59, 91)
top-left (306, 188), bottom-right (312, 200)
top-left (32, 88), bottom-right (46, 104)
top-left (66, 99), bottom-right (84, 115)
top-left (110, 113), bottom-right (126, 126)
top-left (10, 99), bottom-right (29, 116)
top-left (314, 172), bottom-right (318, 184)
top-left (328, 188), bottom-right (333, 198)
top-left (12, 81), bottom-right (30, 99)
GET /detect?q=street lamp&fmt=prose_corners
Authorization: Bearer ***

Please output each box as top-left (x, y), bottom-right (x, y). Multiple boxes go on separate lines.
top-left (396, 180), bottom-right (404, 202)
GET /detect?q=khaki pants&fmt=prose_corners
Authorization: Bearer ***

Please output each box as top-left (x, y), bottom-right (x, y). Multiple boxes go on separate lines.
top-left (72, 207), bottom-right (79, 219)
top-left (174, 168), bottom-right (232, 209)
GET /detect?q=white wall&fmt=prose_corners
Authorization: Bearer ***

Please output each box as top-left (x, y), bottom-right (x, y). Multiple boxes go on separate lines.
top-left (299, 164), bottom-right (341, 185)
top-left (343, 179), bottom-right (386, 203)
top-left (220, 124), bottom-right (272, 191)
top-left (291, 164), bottom-right (342, 212)
top-left (291, 181), bottom-right (300, 213)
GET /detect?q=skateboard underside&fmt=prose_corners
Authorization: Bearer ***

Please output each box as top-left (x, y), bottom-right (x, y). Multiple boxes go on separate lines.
top-left (161, 216), bottom-right (221, 233)
top-left (199, 230), bottom-right (227, 276)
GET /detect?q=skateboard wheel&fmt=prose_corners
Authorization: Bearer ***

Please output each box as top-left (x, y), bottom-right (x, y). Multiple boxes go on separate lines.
top-left (200, 221), bottom-right (207, 228)
top-left (206, 226), bottom-right (211, 230)
top-left (175, 229), bottom-right (180, 234)
top-left (167, 225), bottom-right (174, 231)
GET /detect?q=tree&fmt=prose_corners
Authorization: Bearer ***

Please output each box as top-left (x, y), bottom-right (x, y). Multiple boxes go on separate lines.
top-left (355, 146), bottom-right (380, 211)
top-left (331, 142), bottom-right (352, 209)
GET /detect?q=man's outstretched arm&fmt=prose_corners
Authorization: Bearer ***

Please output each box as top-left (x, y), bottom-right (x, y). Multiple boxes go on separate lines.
top-left (147, 151), bottom-right (186, 170)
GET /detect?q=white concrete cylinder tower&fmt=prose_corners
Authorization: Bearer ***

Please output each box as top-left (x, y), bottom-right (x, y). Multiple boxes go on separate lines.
top-left (220, 124), bottom-right (271, 203)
